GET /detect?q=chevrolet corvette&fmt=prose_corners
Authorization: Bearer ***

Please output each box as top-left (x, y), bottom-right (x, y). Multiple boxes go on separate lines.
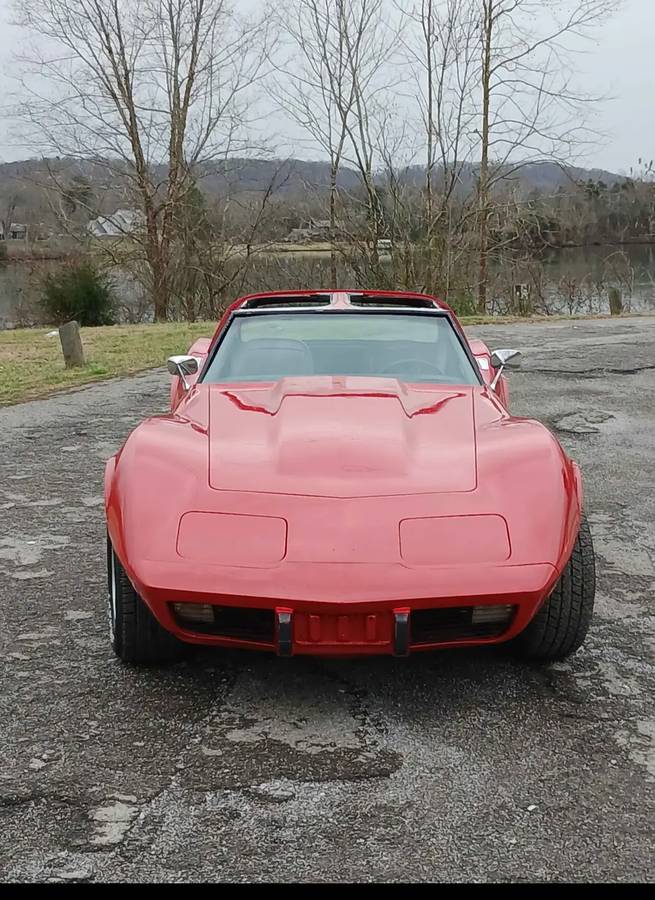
top-left (105, 290), bottom-right (595, 663)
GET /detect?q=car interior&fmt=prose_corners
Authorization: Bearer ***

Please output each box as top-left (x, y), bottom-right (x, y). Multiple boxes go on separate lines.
top-left (203, 314), bottom-right (480, 385)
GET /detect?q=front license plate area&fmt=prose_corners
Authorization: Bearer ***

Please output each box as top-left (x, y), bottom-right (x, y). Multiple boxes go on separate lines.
top-left (293, 611), bottom-right (394, 652)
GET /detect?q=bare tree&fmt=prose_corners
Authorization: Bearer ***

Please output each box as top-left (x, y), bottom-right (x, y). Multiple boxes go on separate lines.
top-left (15, 0), bottom-right (272, 319)
top-left (272, 0), bottom-right (399, 285)
top-left (398, 0), bottom-right (479, 295)
top-left (270, 0), bottom-right (356, 288)
top-left (476, 0), bottom-right (619, 312)
top-left (0, 193), bottom-right (21, 242)
top-left (165, 165), bottom-right (294, 320)
top-left (336, 0), bottom-right (401, 277)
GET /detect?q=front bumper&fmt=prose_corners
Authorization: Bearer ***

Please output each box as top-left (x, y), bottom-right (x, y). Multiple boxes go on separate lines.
top-left (130, 560), bottom-right (558, 656)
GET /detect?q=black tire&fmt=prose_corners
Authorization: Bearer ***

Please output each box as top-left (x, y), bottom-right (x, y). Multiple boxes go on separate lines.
top-left (107, 536), bottom-right (184, 664)
top-left (508, 515), bottom-right (595, 662)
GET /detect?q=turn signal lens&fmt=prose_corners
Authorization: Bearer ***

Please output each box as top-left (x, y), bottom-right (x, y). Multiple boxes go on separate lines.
top-left (471, 604), bottom-right (513, 624)
top-left (172, 602), bottom-right (214, 624)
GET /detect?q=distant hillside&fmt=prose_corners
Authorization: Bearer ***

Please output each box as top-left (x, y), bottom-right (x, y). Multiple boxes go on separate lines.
top-left (516, 161), bottom-right (626, 191)
top-left (0, 155), bottom-right (628, 228)
top-left (0, 156), bottom-right (363, 204)
top-left (195, 157), bottom-right (363, 194)
top-left (399, 160), bottom-right (627, 194)
top-left (197, 158), bottom-right (628, 196)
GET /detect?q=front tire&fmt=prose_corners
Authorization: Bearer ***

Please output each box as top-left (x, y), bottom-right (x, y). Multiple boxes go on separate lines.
top-left (509, 515), bottom-right (595, 662)
top-left (107, 537), bottom-right (184, 664)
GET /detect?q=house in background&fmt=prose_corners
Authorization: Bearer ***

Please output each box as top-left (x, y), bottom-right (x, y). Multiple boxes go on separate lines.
top-left (88, 208), bottom-right (143, 238)
top-left (284, 218), bottom-right (334, 243)
top-left (0, 222), bottom-right (28, 240)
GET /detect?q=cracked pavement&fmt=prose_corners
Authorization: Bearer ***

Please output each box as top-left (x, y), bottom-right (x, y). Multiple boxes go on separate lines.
top-left (0, 315), bottom-right (654, 883)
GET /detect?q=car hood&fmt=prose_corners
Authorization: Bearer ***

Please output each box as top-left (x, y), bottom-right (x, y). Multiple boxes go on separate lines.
top-left (109, 376), bottom-right (580, 583)
top-left (207, 377), bottom-right (478, 497)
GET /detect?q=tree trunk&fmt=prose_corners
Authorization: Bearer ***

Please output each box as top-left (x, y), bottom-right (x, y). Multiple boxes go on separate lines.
top-left (151, 254), bottom-right (169, 322)
top-left (477, 1), bottom-right (493, 314)
top-left (144, 210), bottom-right (168, 321)
top-left (478, 206), bottom-right (489, 314)
top-left (424, 0), bottom-right (435, 296)
top-left (329, 161), bottom-right (338, 289)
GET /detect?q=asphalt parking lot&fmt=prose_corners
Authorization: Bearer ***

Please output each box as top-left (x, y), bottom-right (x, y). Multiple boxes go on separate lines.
top-left (0, 315), bottom-right (653, 882)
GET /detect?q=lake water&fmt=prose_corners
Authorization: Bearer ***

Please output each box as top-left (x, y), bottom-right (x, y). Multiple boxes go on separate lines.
top-left (1, 244), bottom-right (654, 328)
top-left (536, 245), bottom-right (655, 314)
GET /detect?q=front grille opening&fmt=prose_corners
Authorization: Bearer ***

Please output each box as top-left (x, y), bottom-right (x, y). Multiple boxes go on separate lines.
top-left (172, 603), bottom-right (275, 642)
top-left (348, 294), bottom-right (436, 309)
top-left (243, 294), bottom-right (331, 309)
top-left (411, 605), bottom-right (514, 644)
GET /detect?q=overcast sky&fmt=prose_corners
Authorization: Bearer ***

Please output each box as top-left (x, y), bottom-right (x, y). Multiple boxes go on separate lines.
top-left (0, 0), bottom-right (652, 174)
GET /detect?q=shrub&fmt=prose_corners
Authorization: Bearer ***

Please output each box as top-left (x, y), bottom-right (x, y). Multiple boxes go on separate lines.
top-left (41, 262), bottom-right (116, 326)
top-left (445, 291), bottom-right (479, 318)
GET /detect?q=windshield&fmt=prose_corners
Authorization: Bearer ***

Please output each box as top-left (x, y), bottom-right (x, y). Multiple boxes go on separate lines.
top-left (202, 311), bottom-right (480, 385)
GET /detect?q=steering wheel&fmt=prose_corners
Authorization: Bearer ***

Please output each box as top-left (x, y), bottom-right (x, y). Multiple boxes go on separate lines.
top-left (380, 358), bottom-right (445, 378)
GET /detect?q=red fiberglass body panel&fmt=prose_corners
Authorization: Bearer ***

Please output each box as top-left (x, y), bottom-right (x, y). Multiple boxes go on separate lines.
top-left (106, 290), bottom-right (582, 656)
top-left (208, 381), bottom-right (476, 497)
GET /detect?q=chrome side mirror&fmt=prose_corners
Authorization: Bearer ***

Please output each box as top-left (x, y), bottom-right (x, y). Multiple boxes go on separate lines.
top-left (167, 355), bottom-right (199, 391)
top-left (490, 348), bottom-right (521, 389)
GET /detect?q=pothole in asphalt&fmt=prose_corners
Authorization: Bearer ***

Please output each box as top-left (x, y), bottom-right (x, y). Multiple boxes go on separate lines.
top-left (614, 718), bottom-right (655, 781)
top-left (89, 798), bottom-right (141, 846)
top-left (0, 533), bottom-right (70, 567)
top-left (182, 665), bottom-right (402, 790)
top-left (550, 410), bottom-right (615, 434)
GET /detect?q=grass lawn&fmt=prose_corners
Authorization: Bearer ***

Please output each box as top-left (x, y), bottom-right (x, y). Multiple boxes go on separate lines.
top-left (0, 322), bottom-right (215, 405)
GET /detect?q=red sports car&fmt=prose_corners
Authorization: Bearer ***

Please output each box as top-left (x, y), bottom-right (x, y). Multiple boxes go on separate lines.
top-left (105, 290), bottom-right (595, 664)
